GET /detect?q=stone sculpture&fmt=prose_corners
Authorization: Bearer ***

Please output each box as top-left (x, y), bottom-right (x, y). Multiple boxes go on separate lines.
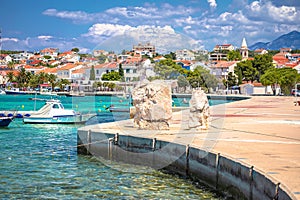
top-left (188, 89), bottom-right (210, 130)
top-left (132, 80), bottom-right (172, 130)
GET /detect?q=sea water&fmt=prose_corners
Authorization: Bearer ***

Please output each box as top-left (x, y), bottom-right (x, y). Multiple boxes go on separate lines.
top-left (0, 94), bottom-right (225, 199)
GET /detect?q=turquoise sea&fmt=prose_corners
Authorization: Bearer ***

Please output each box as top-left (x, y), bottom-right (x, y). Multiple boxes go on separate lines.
top-left (0, 94), bottom-right (225, 199)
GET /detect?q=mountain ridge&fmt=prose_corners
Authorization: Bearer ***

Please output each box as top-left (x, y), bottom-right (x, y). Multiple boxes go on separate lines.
top-left (249, 30), bottom-right (300, 50)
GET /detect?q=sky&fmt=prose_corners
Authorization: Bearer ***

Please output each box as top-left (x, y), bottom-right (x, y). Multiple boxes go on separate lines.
top-left (0, 0), bottom-right (300, 53)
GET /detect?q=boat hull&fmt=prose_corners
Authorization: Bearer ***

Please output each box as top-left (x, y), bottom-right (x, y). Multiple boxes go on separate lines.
top-left (5, 91), bottom-right (27, 95)
top-left (23, 114), bottom-right (94, 124)
top-left (0, 117), bottom-right (13, 127)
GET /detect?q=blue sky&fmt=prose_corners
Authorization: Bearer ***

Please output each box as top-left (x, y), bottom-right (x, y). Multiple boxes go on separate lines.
top-left (1, 0), bottom-right (299, 53)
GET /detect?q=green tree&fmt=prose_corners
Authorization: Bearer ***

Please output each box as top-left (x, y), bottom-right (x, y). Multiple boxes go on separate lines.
top-left (118, 63), bottom-right (124, 81)
top-left (6, 71), bottom-right (15, 83)
top-left (223, 72), bottom-right (237, 89)
top-left (71, 48), bottom-right (79, 53)
top-left (90, 66), bottom-right (96, 80)
top-left (154, 59), bottom-right (185, 79)
top-left (236, 67), bottom-right (243, 85)
top-left (101, 71), bottom-right (121, 81)
top-left (253, 54), bottom-right (273, 81)
top-left (177, 75), bottom-right (189, 92)
top-left (43, 55), bottom-right (52, 60)
top-left (196, 66), bottom-right (218, 90)
top-left (227, 50), bottom-right (242, 61)
top-left (164, 52), bottom-right (176, 60)
top-left (56, 79), bottom-right (70, 90)
top-left (261, 68), bottom-right (300, 95)
top-left (48, 74), bottom-right (57, 89)
top-left (17, 68), bottom-right (27, 88)
top-left (7, 61), bottom-right (15, 69)
top-left (235, 60), bottom-right (258, 82)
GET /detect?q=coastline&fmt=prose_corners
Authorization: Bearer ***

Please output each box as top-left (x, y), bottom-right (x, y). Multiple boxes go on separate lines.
top-left (77, 96), bottom-right (299, 199)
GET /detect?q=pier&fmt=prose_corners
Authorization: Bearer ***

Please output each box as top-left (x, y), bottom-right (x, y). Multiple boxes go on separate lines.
top-left (77, 96), bottom-right (300, 199)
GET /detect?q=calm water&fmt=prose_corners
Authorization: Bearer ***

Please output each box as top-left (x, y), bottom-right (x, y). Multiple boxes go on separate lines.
top-left (0, 94), bottom-right (224, 199)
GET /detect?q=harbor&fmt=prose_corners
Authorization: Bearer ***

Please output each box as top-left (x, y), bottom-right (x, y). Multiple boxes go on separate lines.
top-left (77, 96), bottom-right (300, 200)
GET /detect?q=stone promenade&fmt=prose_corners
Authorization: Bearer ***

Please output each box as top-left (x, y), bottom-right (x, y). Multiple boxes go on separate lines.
top-left (80, 95), bottom-right (300, 199)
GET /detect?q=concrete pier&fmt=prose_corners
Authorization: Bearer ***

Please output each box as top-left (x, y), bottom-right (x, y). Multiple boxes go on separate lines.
top-left (77, 96), bottom-right (300, 199)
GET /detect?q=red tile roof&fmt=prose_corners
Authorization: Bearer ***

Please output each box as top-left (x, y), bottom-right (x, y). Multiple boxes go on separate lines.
top-left (211, 61), bottom-right (237, 68)
top-left (58, 63), bottom-right (77, 70)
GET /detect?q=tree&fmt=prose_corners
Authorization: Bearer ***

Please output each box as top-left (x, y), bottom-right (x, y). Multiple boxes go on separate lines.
top-left (227, 50), bottom-right (242, 61)
top-left (48, 74), bottom-right (57, 89)
top-left (154, 59), bottom-right (184, 79)
top-left (90, 66), bottom-right (96, 80)
top-left (164, 52), bottom-right (176, 60)
top-left (223, 72), bottom-right (237, 89)
top-left (236, 67), bottom-right (243, 85)
top-left (17, 68), bottom-right (27, 87)
top-left (253, 54), bottom-right (273, 81)
top-left (101, 71), bottom-right (121, 81)
top-left (71, 48), bottom-right (79, 53)
top-left (235, 60), bottom-right (258, 82)
top-left (177, 75), bottom-right (189, 92)
top-left (118, 63), bottom-right (124, 81)
top-left (43, 55), bottom-right (52, 60)
top-left (261, 68), bottom-right (300, 95)
top-left (6, 71), bottom-right (15, 83)
top-left (7, 61), bottom-right (15, 70)
top-left (192, 66), bottom-right (219, 91)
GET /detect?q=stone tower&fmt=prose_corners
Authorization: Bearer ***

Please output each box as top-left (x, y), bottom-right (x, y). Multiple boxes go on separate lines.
top-left (240, 37), bottom-right (248, 60)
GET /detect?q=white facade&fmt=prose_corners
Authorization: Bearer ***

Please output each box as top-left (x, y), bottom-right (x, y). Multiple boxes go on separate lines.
top-left (176, 49), bottom-right (195, 61)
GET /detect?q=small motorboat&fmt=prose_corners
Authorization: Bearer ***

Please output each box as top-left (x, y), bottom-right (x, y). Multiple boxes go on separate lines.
top-left (23, 99), bottom-right (94, 124)
top-left (5, 88), bottom-right (27, 95)
top-left (65, 92), bottom-right (85, 97)
top-left (0, 116), bottom-right (14, 127)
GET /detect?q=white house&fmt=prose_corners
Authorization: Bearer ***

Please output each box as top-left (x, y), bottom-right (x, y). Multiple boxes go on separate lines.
top-left (176, 49), bottom-right (195, 61)
top-left (57, 63), bottom-right (84, 80)
top-left (210, 61), bottom-right (238, 79)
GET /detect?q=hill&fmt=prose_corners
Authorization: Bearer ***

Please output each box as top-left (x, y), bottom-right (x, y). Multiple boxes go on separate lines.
top-left (249, 31), bottom-right (300, 50)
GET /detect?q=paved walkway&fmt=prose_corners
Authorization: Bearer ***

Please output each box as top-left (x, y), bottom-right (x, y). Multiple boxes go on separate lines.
top-left (80, 96), bottom-right (300, 199)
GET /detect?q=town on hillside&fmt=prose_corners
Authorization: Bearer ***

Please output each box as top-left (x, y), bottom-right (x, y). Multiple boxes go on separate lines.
top-left (0, 39), bottom-right (300, 96)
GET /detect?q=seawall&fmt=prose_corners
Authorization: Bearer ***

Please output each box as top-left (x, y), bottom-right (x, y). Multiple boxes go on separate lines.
top-left (77, 130), bottom-right (292, 200)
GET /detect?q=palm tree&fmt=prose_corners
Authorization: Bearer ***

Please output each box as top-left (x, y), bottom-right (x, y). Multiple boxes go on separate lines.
top-left (17, 68), bottom-right (27, 88)
top-left (48, 74), bottom-right (57, 89)
top-left (6, 71), bottom-right (15, 83)
top-left (38, 72), bottom-right (47, 85)
top-left (7, 61), bottom-right (14, 70)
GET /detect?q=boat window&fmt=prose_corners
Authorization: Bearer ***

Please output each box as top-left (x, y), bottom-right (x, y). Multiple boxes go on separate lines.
top-left (52, 104), bottom-right (59, 109)
top-left (59, 104), bottom-right (64, 109)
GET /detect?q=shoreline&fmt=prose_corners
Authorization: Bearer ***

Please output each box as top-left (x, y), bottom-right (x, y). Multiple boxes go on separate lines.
top-left (77, 96), bottom-right (298, 199)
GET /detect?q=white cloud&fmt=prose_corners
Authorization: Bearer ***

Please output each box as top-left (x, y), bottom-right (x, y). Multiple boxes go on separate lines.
top-left (175, 16), bottom-right (199, 26)
top-left (207, 0), bottom-right (217, 8)
top-left (43, 9), bottom-right (87, 20)
top-left (83, 24), bottom-right (133, 38)
top-left (83, 24), bottom-right (202, 53)
top-left (1, 38), bottom-right (19, 42)
top-left (38, 35), bottom-right (53, 40)
top-left (246, 1), bottom-right (300, 23)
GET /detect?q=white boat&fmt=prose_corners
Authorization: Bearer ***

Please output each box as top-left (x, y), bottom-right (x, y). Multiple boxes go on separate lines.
top-left (0, 90), bottom-right (5, 95)
top-left (23, 99), bottom-right (94, 124)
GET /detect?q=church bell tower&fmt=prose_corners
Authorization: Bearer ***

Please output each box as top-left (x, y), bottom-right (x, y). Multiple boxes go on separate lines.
top-left (240, 37), bottom-right (248, 60)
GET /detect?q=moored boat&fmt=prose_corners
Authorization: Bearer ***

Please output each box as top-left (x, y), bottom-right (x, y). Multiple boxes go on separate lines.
top-left (0, 116), bottom-right (14, 127)
top-left (23, 99), bottom-right (94, 124)
top-left (5, 88), bottom-right (27, 95)
top-left (65, 92), bottom-right (85, 97)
